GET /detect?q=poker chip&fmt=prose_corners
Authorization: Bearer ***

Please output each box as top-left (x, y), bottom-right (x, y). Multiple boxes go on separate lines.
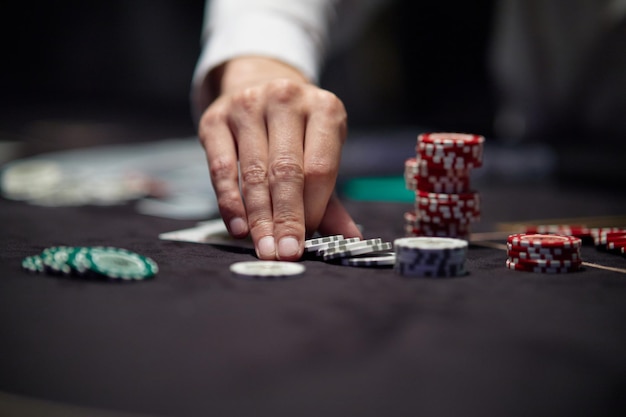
top-left (21, 255), bottom-right (45, 273)
top-left (403, 132), bottom-right (485, 240)
top-left (316, 238), bottom-right (382, 256)
top-left (304, 235), bottom-right (344, 248)
top-left (20, 246), bottom-right (158, 281)
top-left (505, 233), bottom-right (582, 274)
top-left (323, 241), bottom-right (392, 261)
top-left (340, 253), bottom-right (396, 267)
top-left (70, 247), bottom-right (159, 280)
top-left (505, 259), bottom-right (581, 274)
top-left (304, 237), bottom-right (361, 254)
top-left (523, 224), bottom-right (592, 240)
top-left (303, 236), bottom-right (394, 266)
top-left (230, 261), bottom-right (306, 279)
top-left (394, 237), bottom-right (468, 278)
top-left (507, 234), bottom-right (582, 249)
top-left (506, 249), bottom-right (581, 261)
top-left (506, 243), bottom-right (579, 256)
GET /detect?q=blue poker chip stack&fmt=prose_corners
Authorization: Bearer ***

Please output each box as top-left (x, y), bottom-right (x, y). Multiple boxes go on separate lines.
top-left (393, 237), bottom-right (468, 277)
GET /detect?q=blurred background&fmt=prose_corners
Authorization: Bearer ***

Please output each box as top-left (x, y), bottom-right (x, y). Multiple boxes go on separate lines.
top-left (1, 0), bottom-right (623, 187)
top-left (0, 0), bottom-right (496, 154)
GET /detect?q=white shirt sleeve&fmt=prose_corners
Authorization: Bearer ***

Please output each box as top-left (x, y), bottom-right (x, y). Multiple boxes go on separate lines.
top-left (190, 0), bottom-right (386, 121)
top-left (191, 0), bottom-right (338, 119)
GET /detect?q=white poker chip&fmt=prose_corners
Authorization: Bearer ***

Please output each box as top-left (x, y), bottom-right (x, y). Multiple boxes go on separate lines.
top-left (229, 261), bottom-right (306, 279)
top-left (323, 241), bottom-right (392, 261)
top-left (340, 252), bottom-right (396, 267)
top-left (304, 235), bottom-right (344, 248)
top-left (317, 238), bottom-right (382, 257)
top-left (304, 237), bottom-right (361, 253)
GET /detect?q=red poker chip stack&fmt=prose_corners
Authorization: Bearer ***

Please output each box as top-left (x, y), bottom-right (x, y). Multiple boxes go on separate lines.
top-left (505, 233), bottom-right (583, 273)
top-left (591, 228), bottom-right (626, 254)
top-left (404, 132), bottom-right (485, 240)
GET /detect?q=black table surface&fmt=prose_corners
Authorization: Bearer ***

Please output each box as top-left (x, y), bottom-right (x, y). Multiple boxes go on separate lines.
top-left (1, 182), bottom-right (626, 417)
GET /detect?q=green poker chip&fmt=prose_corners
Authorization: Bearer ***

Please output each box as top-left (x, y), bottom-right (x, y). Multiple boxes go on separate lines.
top-left (41, 246), bottom-right (80, 275)
top-left (21, 255), bottom-right (45, 273)
top-left (70, 247), bottom-right (158, 280)
top-left (21, 246), bottom-right (158, 281)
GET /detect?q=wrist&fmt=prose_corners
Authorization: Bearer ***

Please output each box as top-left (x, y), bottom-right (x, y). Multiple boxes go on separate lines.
top-left (214, 56), bottom-right (310, 96)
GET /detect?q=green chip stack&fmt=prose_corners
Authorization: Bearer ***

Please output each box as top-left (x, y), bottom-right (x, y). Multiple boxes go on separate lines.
top-left (21, 246), bottom-right (158, 281)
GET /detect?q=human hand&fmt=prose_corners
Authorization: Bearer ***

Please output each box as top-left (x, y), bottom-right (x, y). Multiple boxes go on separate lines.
top-left (198, 57), bottom-right (362, 261)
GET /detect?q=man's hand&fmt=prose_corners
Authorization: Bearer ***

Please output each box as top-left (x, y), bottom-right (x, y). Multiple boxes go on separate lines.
top-left (198, 57), bottom-right (362, 261)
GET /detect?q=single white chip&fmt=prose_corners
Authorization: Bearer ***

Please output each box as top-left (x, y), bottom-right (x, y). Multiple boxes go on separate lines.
top-left (230, 261), bottom-right (305, 278)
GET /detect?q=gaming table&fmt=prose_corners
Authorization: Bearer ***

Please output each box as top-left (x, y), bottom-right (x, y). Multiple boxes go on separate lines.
top-left (1, 181), bottom-right (626, 417)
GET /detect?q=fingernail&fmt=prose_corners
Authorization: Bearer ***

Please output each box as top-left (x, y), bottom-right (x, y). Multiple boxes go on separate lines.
top-left (257, 236), bottom-right (276, 259)
top-left (229, 217), bottom-right (247, 236)
top-left (278, 236), bottom-right (300, 259)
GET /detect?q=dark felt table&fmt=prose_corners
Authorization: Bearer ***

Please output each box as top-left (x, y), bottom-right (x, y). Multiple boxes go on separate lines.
top-left (1, 182), bottom-right (626, 417)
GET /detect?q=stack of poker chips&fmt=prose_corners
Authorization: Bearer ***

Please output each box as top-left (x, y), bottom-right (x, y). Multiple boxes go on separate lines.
top-left (505, 234), bottom-right (583, 273)
top-left (404, 132), bottom-right (484, 240)
top-left (21, 246), bottom-right (159, 281)
top-left (304, 235), bottom-right (395, 266)
top-left (394, 237), bottom-right (468, 277)
top-left (591, 228), bottom-right (626, 254)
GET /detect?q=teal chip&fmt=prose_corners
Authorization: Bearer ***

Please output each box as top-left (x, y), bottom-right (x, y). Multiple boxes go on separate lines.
top-left (71, 247), bottom-right (158, 280)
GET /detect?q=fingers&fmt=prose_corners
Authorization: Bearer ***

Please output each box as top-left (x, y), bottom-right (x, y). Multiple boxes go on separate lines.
top-left (230, 88), bottom-right (276, 259)
top-left (302, 90), bottom-right (347, 234)
top-left (266, 81), bottom-right (306, 261)
top-left (198, 99), bottom-right (249, 239)
top-left (199, 77), bottom-right (355, 260)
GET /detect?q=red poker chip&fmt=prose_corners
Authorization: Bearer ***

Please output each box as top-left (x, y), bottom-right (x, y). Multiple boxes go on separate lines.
top-left (507, 256), bottom-right (583, 269)
top-left (416, 182), bottom-right (470, 194)
top-left (505, 259), bottom-right (581, 274)
top-left (416, 213), bottom-right (477, 225)
top-left (415, 157), bottom-right (482, 170)
top-left (415, 204), bottom-right (481, 216)
top-left (591, 227), bottom-right (624, 245)
top-left (416, 191), bottom-right (478, 201)
top-left (416, 141), bottom-right (484, 157)
top-left (606, 238), bottom-right (626, 251)
top-left (599, 230), bottom-right (626, 245)
top-left (405, 226), bottom-right (470, 239)
top-left (523, 224), bottom-right (592, 238)
top-left (506, 249), bottom-right (581, 261)
top-left (413, 161), bottom-right (472, 178)
top-left (416, 200), bottom-right (480, 211)
top-left (507, 233), bottom-right (582, 249)
top-left (506, 243), bottom-right (580, 256)
top-left (418, 132), bottom-right (485, 146)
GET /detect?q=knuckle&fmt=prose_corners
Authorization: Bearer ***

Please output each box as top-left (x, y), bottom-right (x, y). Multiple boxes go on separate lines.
top-left (247, 217), bottom-right (272, 234)
top-left (230, 87), bottom-right (262, 115)
top-left (305, 157), bottom-right (335, 180)
top-left (241, 164), bottom-right (268, 186)
top-left (316, 90), bottom-right (346, 118)
top-left (216, 189), bottom-right (242, 214)
top-left (209, 157), bottom-right (237, 182)
top-left (198, 107), bottom-right (229, 145)
top-left (273, 210), bottom-right (303, 229)
top-left (269, 158), bottom-right (304, 183)
top-left (267, 79), bottom-right (302, 104)
top-left (313, 90), bottom-right (348, 141)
